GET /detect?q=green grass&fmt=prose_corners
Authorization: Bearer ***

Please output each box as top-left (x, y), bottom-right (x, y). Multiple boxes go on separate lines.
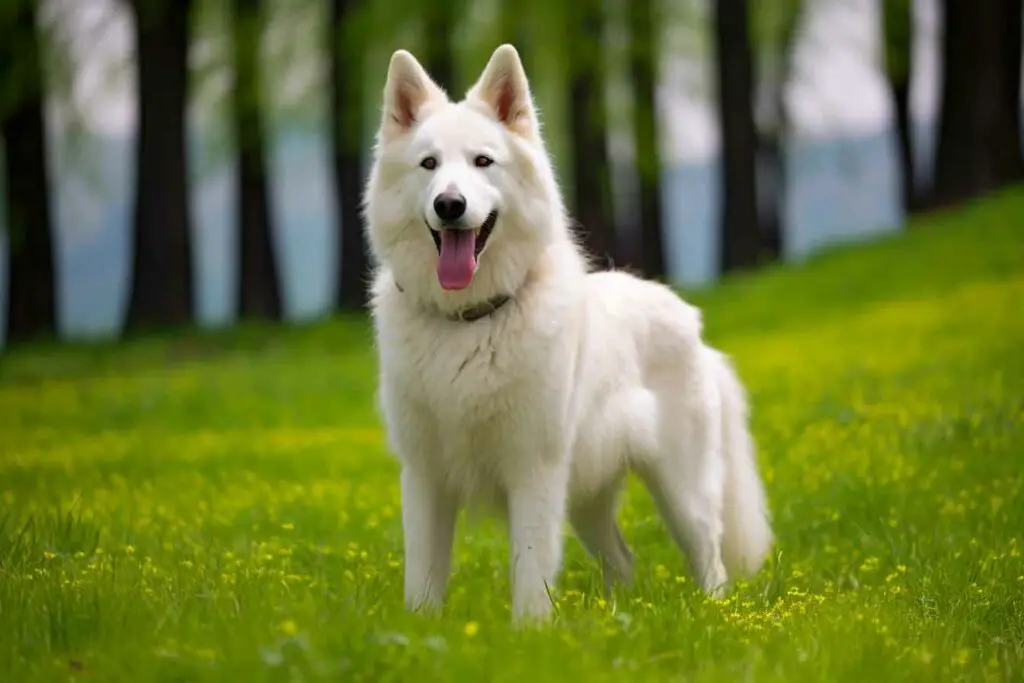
top-left (2, 189), bottom-right (1023, 682)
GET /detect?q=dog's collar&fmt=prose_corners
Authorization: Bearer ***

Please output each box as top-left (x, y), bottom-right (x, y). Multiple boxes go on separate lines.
top-left (448, 293), bottom-right (512, 322)
top-left (394, 280), bottom-right (512, 322)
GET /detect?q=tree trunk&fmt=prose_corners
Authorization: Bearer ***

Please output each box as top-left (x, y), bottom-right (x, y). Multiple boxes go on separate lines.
top-left (714, 0), bottom-right (761, 273)
top-left (933, 0), bottom-right (1024, 207)
top-left (125, 0), bottom-right (194, 332)
top-left (756, 133), bottom-right (784, 259)
top-left (890, 79), bottom-right (915, 213)
top-left (754, 3), bottom-right (801, 261)
top-left (424, 4), bottom-right (456, 92)
top-left (1002, 0), bottom-right (1024, 171)
top-left (628, 0), bottom-right (667, 279)
top-left (568, 0), bottom-right (615, 269)
top-left (330, 0), bottom-right (369, 310)
top-left (882, 0), bottom-right (916, 214)
top-left (2, 0), bottom-right (56, 345)
top-left (232, 0), bottom-right (282, 321)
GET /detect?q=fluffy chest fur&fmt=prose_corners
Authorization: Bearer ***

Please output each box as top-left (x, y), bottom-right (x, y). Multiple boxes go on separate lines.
top-left (370, 264), bottom-right (584, 501)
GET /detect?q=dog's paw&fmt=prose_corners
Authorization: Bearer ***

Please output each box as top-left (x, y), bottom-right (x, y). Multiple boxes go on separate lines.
top-left (707, 583), bottom-right (727, 601)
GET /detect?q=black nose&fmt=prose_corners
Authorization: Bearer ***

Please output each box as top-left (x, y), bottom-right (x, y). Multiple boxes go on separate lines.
top-left (433, 192), bottom-right (467, 222)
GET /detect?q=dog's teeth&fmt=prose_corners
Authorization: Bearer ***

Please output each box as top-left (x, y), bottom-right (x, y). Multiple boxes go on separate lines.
top-left (475, 228), bottom-right (481, 238)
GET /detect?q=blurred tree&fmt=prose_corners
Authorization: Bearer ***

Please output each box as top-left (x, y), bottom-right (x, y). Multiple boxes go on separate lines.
top-left (124, 0), bottom-right (195, 332)
top-left (1, 0), bottom-right (56, 344)
top-left (498, 0), bottom-right (529, 56)
top-left (715, 0), bottom-right (760, 272)
top-left (567, 0), bottom-right (616, 268)
top-left (882, 0), bottom-right (916, 214)
top-left (629, 0), bottom-right (667, 279)
top-left (933, 0), bottom-right (1024, 207)
top-left (424, 2), bottom-right (458, 93)
top-left (330, 0), bottom-right (370, 310)
top-left (232, 0), bottom-right (282, 320)
top-left (752, 0), bottom-right (802, 260)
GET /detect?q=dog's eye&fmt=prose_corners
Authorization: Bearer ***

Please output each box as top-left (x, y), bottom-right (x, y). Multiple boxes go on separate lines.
top-left (474, 155), bottom-right (494, 168)
top-left (420, 156), bottom-right (438, 171)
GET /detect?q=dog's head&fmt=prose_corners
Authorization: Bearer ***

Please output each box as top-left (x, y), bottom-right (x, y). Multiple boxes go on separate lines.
top-left (363, 44), bottom-right (569, 309)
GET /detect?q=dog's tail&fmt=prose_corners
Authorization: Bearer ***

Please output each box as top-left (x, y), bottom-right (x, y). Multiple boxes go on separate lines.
top-left (710, 349), bottom-right (773, 580)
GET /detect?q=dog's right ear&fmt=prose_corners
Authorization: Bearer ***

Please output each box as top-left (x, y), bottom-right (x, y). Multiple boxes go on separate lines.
top-left (380, 50), bottom-right (447, 141)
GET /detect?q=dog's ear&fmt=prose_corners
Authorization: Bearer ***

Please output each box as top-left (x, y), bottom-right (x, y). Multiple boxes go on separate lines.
top-left (467, 44), bottom-right (537, 137)
top-left (380, 49), bottom-right (447, 141)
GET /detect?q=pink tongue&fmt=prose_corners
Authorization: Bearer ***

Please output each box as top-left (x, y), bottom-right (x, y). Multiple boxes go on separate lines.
top-left (436, 230), bottom-right (477, 290)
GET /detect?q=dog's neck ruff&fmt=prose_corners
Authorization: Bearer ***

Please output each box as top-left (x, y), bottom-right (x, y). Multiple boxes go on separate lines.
top-left (393, 279), bottom-right (512, 322)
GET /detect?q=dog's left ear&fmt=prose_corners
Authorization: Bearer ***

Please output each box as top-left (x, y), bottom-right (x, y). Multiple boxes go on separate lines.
top-left (467, 44), bottom-right (538, 137)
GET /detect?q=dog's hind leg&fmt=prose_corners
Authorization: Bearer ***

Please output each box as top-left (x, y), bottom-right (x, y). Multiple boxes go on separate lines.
top-left (401, 466), bottom-right (457, 614)
top-left (637, 386), bottom-right (728, 597)
top-left (570, 482), bottom-right (635, 592)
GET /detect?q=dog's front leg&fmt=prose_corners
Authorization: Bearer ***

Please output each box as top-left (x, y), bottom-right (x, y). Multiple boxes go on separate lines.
top-left (507, 464), bottom-right (569, 624)
top-left (401, 466), bottom-right (457, 614)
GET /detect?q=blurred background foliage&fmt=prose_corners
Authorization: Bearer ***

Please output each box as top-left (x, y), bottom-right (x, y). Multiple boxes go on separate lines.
top-left (1, 0), bottom-right (1022, 345)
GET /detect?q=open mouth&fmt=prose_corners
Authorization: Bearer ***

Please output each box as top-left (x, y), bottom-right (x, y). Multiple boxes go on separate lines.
top-left (430, 210), bottom-right (497, 257)
top-left (432, 210), bottom-right (498, 291)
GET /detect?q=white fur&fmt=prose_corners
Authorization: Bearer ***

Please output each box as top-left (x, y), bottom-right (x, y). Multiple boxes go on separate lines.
top-left (363, 45), bottom-right (773, 623)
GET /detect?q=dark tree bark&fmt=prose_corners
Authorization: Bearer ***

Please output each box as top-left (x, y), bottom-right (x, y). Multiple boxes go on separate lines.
top-left (882, 0), bottom-right (917, 214)
top-left (330, 0), bottom-right (369, 310)
top-left (933, 0), bottom-right (1024, 207)
top-left (125, 0), bottom-right (194, 332)
top-left (628, 0), bottom-right (667, 279)
top-left (755, 4), bottom-right (801, 261)
top-left (1, 0), bottom-right (56, 344)
top-left (714, 0), bottom-right (761, 273)
top-left (232, 0), bottom-right (282, 320)
top-left (567, 0), bottom-right (616, 268)
top-left (890, 80), bottom-right (915, 212)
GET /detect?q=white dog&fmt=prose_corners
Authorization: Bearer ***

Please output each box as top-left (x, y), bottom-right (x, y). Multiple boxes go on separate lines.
top-left (362, 44), bottom-right (773, 623)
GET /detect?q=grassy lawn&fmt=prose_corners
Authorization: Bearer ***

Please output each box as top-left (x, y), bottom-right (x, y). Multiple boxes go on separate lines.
top-left (2, 189), bottom-right (1023, 682)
